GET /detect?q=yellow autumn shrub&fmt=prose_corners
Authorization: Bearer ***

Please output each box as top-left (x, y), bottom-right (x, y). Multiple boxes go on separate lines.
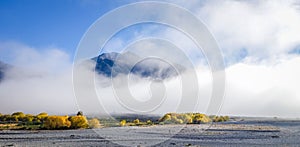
top-left (88, 118), bottom-right (101, 129)
top-left (43, 116), bottom-right (71, 129)
top-left (119, 120), bottom-right (126, 126)
top-left (133, 119), bottom-right (140, 124)
top-left (69, 115), bottom-right (89, 129)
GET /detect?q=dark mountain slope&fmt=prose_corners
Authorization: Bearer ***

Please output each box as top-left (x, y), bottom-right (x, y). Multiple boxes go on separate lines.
top-left (93, 52), bottom-right (181, 80)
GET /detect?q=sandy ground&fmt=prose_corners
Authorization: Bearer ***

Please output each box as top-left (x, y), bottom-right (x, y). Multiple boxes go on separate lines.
top-left (0, 119), bottom-right (299, 146)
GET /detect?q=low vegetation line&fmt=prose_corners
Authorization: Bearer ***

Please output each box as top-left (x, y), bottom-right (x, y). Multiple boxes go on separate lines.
top-left (0, 111), bottom-right (100, 130)
top-left (0, 112), bottom-right (229, 130)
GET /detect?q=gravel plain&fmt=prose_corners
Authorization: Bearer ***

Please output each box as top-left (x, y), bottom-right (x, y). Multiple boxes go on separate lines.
top-left (0, 118), bottom-right (299, 146)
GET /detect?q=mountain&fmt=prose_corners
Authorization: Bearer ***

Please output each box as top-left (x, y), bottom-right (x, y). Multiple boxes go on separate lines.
top-left (0, 61), bottom-right (9, 81)
top-left (93, 52), bottom-right (181, 80)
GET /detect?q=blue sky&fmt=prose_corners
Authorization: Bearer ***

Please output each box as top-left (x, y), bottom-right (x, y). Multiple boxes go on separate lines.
top-left (1, 0), bottom-right (300, 65)
top-left (0, 0), bottom-right (132, 57)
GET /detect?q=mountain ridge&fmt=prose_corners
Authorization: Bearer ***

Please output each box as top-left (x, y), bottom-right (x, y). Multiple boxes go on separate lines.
top-left (93, 52), bottom-right (181, 80)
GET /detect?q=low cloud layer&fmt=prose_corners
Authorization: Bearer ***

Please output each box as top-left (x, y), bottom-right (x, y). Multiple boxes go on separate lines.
top-left (0, 42), bottom-right (77, 115)
top-left (223, 55), bottom-right (300, 117)
top-left (0, 42), bottom-right (300, 117)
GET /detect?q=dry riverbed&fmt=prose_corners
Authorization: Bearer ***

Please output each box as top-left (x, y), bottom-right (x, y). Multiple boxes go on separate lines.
top-left (0, 118), bottom-right (299, 146)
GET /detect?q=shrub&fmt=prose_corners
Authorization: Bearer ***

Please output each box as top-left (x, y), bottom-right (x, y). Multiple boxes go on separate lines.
top-left (12, 112), bottom-right (25, 117)
top-left (159, 113), bottom-right (212, 124)
top-left (36, 112), bottom-right (48, 122)
top-left (159, 122), bottom-right (165, 125)
top-left (133, 119), bottom-right (140, 124)
top-left (176, 119), bottom-right (184, 124)
top-left (10, 112), bottom-right (26, 122)
top-left (0, 114), bottom-right (10, 121)
top-left (119, 120), bottom-right (126, 126)
top-left (159, 114), bottom-right (171, 122)
top-left (8, 115), bottom-right (19, 122)
top-left (146, 120), bottom-right (152, 125)
top-left (37, 112), bottom-right (48, 118)
top-left (212, 116), bottom-right (230, 122)
top-left (224, 116), bottom-right (230, 121)
top-left (43, 116), bottom-right (71, 129)
top-left (213, 116), bottom-right (222, 122)
top-left (69, 116), bottom-right (89, 129)
top-left (193, 113), bottom-right (211, 124)
top-left (23, 114), bottom-right (34, 123)
top-left (88, 118), bottom-right (101, 129)
top-left (182, 114), bottom-right (193, 124)
top-left (38, 112), bottom-right (48, 115)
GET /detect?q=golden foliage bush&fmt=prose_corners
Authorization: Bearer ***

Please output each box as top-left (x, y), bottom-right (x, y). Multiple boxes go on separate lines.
top-left (43, 116), bottom-right (71, 129)
top-left (159, 114), bottom-right (171, 122)
top-left (193, 113), bottom-right (211, 123)
top-left (12, 112), bottom-right (25, 117)
top-left (159, 113), bottom-right (213, 124)
top-left (119, 120), bottom-right (126, 126)
top-left (0, 114), bottom-right (10, 121)
top-left (212, 116), bottom-right (230, 122)
top-left (146, 120), bottom-right (152, 125)
top-left (133, 119), bottom-right (140, 124)
top-left (0, 111), bottom-right (104, 130)
top-left (23, 114), bottom-right (34, 122)
top-left (159, 113), bottom-right (186, 124)
top-left (69, 116), bottom-right (89, 129)
top-left (36, 112), bottom-right (48, 122)
top-left (88, 118), bottom-right (101, 129)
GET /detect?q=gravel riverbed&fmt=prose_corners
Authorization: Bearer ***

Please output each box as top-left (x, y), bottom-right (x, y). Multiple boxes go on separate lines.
top-left (0, 119), bottom-right (299, 146)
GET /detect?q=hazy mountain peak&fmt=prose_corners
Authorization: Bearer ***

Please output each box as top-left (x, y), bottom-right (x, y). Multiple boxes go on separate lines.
top-left (0, 61), bottom-right (10, 81)
top-left (94, 52), bottom-right (180, 80)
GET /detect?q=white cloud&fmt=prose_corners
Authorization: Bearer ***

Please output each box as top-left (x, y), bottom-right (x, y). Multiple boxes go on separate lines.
top-left (194, 0), bottom-right (300, 60)
top-left (0, 42), bottom-right (77, 115)
top-left (0, 41), bottom-right (70, 74)
top-left (221, 55), bottom-right (300, 117)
